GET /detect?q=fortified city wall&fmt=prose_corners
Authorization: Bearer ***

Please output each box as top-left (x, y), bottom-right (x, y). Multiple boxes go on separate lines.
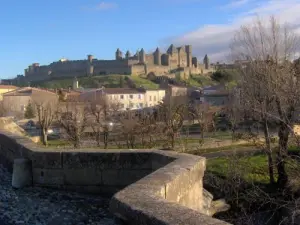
top-left (24, 44), bottom-right (214, 82)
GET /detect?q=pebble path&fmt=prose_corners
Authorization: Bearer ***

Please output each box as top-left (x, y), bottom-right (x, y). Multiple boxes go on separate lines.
top-left (0, 165), bottom-right (120, 225)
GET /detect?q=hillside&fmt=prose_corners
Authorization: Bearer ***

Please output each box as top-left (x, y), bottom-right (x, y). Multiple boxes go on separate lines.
top-left (30, 75), bottom-right (160, 90)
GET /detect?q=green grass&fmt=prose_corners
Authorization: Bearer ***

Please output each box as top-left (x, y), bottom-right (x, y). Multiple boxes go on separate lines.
top-left (207, 154), bottom-right (271, 184)
top-left (187, 142), bottom-right (256, 155)
top-left (190, 75), bottom-right (217, 87)
top-left (129, 76), bottom-right (159, 89)
top-left (31, 75), bottom-right (159, 90)
top-left (41, 139), bottom-right (70, 147)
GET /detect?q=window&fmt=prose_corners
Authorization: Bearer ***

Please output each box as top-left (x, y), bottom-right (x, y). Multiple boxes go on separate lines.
top-left (139, 103), bottom-right (143, 108)
top-left (120, 95), bottom-right (124, 99)
top-left (121, 104), bottom-right (125, 108)
top-left (129, 103), bottom-right (134, 108)
top-left (154, 96), bottom-right (157, 101)
top-left (138, 94), bottom-right (142, 99)
top-left (129, 94), bottom-right (133, 99)
top-left (149, 96), bottom-right (152, 101)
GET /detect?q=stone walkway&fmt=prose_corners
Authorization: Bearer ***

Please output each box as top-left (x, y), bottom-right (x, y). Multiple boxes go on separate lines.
top-left (0, 165), bottom-right (120, 225)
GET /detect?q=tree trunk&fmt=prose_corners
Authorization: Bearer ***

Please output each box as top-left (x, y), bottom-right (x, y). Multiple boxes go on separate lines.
top-left (262, 118), bottom-right (275, 184)
top-left (277, 122), bottom-right (289, 187)
top-left (74, 135), bottom-right (80, 148)
top-left (41, 128), bottom-right (48, 146)
top-left (96, 131), bottom-right (101, 147)
top-left (103, 131), bottom-right (108, 149)
top-left (171, 134), bottom-right (175, 149)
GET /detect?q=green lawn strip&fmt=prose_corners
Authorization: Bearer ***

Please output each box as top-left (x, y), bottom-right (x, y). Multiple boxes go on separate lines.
top-left (186, 143), bottom-right (256, 155)
top-left (206, 154), bottom-right (272, 184)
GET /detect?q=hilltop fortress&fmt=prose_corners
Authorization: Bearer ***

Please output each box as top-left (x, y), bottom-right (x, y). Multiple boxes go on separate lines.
top-left (24, 44), bottom-right (214, 82)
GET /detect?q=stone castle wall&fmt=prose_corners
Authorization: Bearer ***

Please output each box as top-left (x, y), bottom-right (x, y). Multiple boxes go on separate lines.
top-left (0, 130), bottom-right (230, 225)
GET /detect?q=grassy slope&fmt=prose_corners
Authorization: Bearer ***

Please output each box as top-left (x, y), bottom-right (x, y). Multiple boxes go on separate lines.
top-left (32, 75), bottom-right (159, 90)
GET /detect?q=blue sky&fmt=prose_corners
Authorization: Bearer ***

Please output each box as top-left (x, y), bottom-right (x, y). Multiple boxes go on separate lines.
top-left (1, 0), bottom-right (299, 78)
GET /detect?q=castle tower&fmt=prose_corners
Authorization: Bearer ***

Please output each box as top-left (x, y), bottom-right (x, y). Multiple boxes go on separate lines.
top-left (73, 77), bottom-right (79, 90)
top-left (177, 47), bottom-right (183, 67)
top-left (115, 48), bottom-right (123, 60)
top-left (154, 48), bottom-right (161, 65)
top-left (87, 55), bottom-right (94, 63)
top-left (87, 64), bottom-right (94, 75)
top-left (203, 54), bottom-right (210, 69)
top-left (185, 45), bottom-right (192, 67)
top-left (139, 48), bottom-right (146, 64)
top-left (125, 50), bottom-right (131, 59)
top-left (167, 44), bottom-right (177, 55)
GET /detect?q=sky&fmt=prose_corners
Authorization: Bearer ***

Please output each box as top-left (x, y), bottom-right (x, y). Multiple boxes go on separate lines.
top-left (1, 0), bottom-right (300, 79)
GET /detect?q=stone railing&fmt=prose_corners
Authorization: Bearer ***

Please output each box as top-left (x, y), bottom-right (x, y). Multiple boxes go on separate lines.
top-left (0, 130), bottom-right (230, 225)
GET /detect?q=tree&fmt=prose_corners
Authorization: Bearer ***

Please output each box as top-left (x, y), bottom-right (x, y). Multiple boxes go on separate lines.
top-left (231, 15), bottom-right (300, 186)
top-left (35, 100), bottom-right (58, 146)
top-left (158, 103), bottom-right (185, 149)
top-left (211, 70), bottom-right (234, 83)
top-left (57, 101), bottom-right (89, 148)
top-left (189, 103), bottom-right (220, 145)
top-left (24, 102), bottom-right (35, 119)
top-left (88, 96), bottom-right (120, 148)
top-left (119, 76), bottom-right (124, 88)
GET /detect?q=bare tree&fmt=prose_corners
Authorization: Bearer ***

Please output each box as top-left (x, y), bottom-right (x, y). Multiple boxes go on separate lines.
top-left (231, 15), bottom-right (300, 186)
top-left (226, 89), bottom-right (243, 142)
top-left (35, 100), bottom-right (58, 146)
top-left (189, 103), bottom-right (220, 145)
top-left (88, 96), bottom-right (120, 148)
top-left (115, 111), bottom-right (141, 149)
top-left (57, 101), bottom-right (89, 148)
top-left (158, 103), bottom-right (185, 149)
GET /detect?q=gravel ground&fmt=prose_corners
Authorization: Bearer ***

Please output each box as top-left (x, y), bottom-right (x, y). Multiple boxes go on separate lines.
top-left (0, 165), bottom-right (120, 225)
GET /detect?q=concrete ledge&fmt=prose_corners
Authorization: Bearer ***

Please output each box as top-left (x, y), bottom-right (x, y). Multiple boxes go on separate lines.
top-left (0, 130), bottom-right (231, 225)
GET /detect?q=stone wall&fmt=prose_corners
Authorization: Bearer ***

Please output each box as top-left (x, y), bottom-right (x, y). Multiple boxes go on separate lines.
top-left (131, 65), bottom-right (145, 75)
top-left (0, 130), bottom-right (230, 225)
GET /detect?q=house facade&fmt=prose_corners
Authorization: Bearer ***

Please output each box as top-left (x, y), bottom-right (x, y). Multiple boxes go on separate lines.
top-left (0, 85), bottom-right (17, 101)
top-left (79, 88), bottom-right (165, 111)
top-left (2, 87), bottom-right (58, 118)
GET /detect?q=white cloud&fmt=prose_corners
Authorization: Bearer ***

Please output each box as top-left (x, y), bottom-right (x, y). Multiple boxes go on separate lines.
top-left (82, 2), bottom-right (118, 11)
top-left (163, 0), bottom-right (300, 63)
top-left (224, 0), bottom-right (252, 9)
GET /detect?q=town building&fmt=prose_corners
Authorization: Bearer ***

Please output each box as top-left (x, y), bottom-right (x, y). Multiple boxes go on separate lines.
top-left (2, 87), bottom-right (58, 118)
top-left (79, 87), bottom-right (165, 111)
top-left (0, 85), bottom-right (17, 101)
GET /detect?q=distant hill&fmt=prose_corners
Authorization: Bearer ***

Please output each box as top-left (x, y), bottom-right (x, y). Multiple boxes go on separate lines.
top-left (27, 75), bottom-right (160, 90)
top-left (14, 73), bottom-right (221, 90)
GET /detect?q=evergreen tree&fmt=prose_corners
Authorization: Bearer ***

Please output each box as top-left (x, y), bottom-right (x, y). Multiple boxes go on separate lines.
top-left (24, 102), bottom-right (35, 119)
top-left (119, 76), bottom-right (124, 88)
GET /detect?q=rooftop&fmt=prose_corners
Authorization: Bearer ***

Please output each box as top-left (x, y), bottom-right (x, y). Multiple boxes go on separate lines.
top-left (0, 85), bottom-right (17, 89)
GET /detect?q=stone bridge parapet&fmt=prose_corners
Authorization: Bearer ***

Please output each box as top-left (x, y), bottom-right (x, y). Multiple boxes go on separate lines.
top-left (0, 130), bottom-right (230, 225)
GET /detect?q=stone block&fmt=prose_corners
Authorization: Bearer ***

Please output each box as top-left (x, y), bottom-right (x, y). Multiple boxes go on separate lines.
top-left (151, 153), bottom-right (174, 171)
top-left (102, 169), bottom-right (151, 186)
top-left (33, 168), bottom-right (64, 185)
top-left (63, 152), bottom-right (152, 170)
top-left (63, 168), bottom-right (102, 185)
top-left (165, 160), bottom-right (204, 204)
top-left (12, 158), bottom-right (32, 188)
top-left (31, 152), bottom-right (62, 169)
top-left (62, 185), bottom-right (121, 195)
